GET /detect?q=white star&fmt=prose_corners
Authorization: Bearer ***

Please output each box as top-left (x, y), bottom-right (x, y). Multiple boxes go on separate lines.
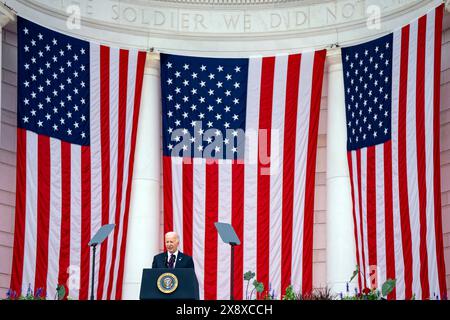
top-left (208, 89), bottom-right (214, 96)
top-left (53, 124), bottom-right (58, 131)
top-left (207, 105), bottom-right (214, 112)
top-left (67, 129), bottom-right (72, 135)
top-left (233, 98), bottom-right (239, 105)
top-left (175, 103), bottom-right (181, 110)
top-left (74, 122), bottom-right (79, 128)
top-left (215, 146), bottom-right (221, 153)
top-left (30, 39), bottom-right (36, 46)
top-left (190, 120), bottom-right (196, 127)
top-left (191, 72), bottom-right (198, 79)
top-left (233, 114), bottom-right (239, 121)
top-left (225, 90), bottom-right (231, 96)
top-left (182, 96), bottom-right (189, 102)
top-left (45, 45), bottom-right (50, 51)
top-left (191, 104), bottom-right (197, 111)
top-left (198, 145), bottom-right (204, 151)
top-left (24, 45), bottom-right (29, 52)
top-left (182, 112), bottom-right (189, 118)
top-left (166, 78), bottom-right (173, 85)
top-left (167, 94), bottom-right (173, 101)
top-left (183, 79), bottom-right (189, 86)
top-left (216, 81), bottom-right (223, 88)
top-left (23, 98), bottom-right (29, 105)
top-left (81, 115), bottom-right (86, 121)
top-left (234, 66), bottom-right (241, 72)
top-left (60, 118), bottom-right (65, 124)
top-left (199, 97), bottom-right (205, 103)
top-left (224, 106), bottom-right (231, 112)
top-left (67, 111), bottom-right (72, 118)
top-left (208, 73), bottom-right (215, 80)
top-left (215, 113), bottom-right (222, 120)
top-left (31, 57), bottom-right (36, 64)
top-left (59, 49), bottom-right (65, 56)
top-left (217, 66), bottom-right (224, 72)
top-left (73, 54), bottom-right (79, 61)
top-left (175, 71), bottom-right (181, 78)
top-left (52, 38), bottom-right (57, 45)
top-left (30, 109), bottom-right (36, 116)
top-left (80, 48), bottom-right (86, 55)
top-left (80, 65), bottom-right (86, 71)
top-left (207, 121), bottom-right (213, 128)
top-left (226, 74), bottom-right (232, 81)
top-left (200, 65), bottom-right (207, 71)
top-left (191, 88), bottom-right (197, 95)
top-left (38, 51), bottom-right (43, 58)
top-left (199, 113), bottom-right (205, 119)
top-left (233, 82), bottom-right (240, 89)
top-left (166, 62), bottom-right (172, 69)
top-left (81, 132), bottom-right (86, 138)
top-left (175, 88), bottom-right (181, 94)
top-left (216, 97), bottom-right (222, 104)
top-left (37, 120), bottom-right (43, 127)
top-left (45, 113), bottom-right (51, 120)
top-left (175, 120), bottom-right (181, 126)
top-left (183, 64), bottom-right (189, 70)
top-left (23, 28), bottom-right (29, 35)
top-left (23, 81), bottom-right (30, 87)
top-left (200, 81), bottom-right (206, 87)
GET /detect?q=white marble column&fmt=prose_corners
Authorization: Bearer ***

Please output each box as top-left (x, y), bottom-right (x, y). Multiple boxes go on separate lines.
top-left (325, 49), bottom-right (357, 296)
top-left (122, 52), bottom-right (162, 300)
top-left (0, 4), bottom-right (15, 140)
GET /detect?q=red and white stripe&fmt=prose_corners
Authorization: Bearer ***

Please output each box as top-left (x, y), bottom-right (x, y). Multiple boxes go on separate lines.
top-left (347, 5), bottom-right (447, 300)
top-left (163, 50), bottom-right (326, 300)
top-left (10, 43), bottom-right (146, 300)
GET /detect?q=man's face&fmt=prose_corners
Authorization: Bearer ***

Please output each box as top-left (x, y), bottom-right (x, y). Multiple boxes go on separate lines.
top-left (165, 233), bottom-right (179, 254)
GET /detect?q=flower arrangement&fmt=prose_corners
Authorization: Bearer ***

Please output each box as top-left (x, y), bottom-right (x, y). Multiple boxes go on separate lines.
top-left (4, 284), bottom-right (67, 300)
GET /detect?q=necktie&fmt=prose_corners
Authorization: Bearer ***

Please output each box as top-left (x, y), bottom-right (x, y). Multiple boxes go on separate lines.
top-left (168, 254), bottom-right (175, 269)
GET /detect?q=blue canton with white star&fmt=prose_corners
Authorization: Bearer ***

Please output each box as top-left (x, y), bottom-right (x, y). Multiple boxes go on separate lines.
top-left (342, 33), bottom-right (393, 151)
top-left (161, 53), bottom-right (248, 160)
top-left (17, 17), bottom-right (90, 145)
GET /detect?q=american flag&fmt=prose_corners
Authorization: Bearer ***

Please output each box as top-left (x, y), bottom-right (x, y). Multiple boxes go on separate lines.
top-left (342, 5), bottom-right (447, 299)
top-left (10, 17), bottom-right (146, 299)
top-left (161, 51), bottom-right (326, 299)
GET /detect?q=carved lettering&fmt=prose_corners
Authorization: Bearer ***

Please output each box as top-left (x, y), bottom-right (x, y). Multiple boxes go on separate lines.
top-left (112, 4), bottom-right (119, 21)
top-left (181, 13), bottom-right (190, 30)
top-left (296, 11), bottom-right (308, 26)
top-left (194, 14), bottom-right (207, 30)
top-left (154, 10), bottom-right (166, 26)
top-left (123, 7), bottom-right (137, 22)
top-left (223, 14), bottom-right (240, 30)
top-left (342, 3), bottom-right (356, 19)
top-left (244, 14), bottom-right (251, 31)
top-left (271, 13), bottom-right (281, 28)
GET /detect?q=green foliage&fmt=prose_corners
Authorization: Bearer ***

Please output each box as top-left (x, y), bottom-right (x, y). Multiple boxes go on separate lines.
top-left (244, 270), bottom-right (264, 300)
top-left (282, 285), bottom-right (297, 300)
top-left (381, 279), bottom-right (396, 297)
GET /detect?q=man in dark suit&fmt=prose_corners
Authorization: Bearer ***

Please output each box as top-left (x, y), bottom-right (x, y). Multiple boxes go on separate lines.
top-left (152, 231), bottom-right (195, 269)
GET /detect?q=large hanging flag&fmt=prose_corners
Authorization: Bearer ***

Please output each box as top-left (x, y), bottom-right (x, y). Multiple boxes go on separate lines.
top-left (160, 51), bottom-right (326, 299)
top-left (10, 17), bottom-right (146, 300)
top-left (342, 5), bottom-right (447, 299)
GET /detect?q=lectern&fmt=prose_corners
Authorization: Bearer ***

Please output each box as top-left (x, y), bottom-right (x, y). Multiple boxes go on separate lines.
top-left (139, 268), bottom-right (199, 300)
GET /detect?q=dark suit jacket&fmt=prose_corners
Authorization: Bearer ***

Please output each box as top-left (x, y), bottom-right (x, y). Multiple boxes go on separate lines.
top-left (152, 251), bottom-right (195, 270)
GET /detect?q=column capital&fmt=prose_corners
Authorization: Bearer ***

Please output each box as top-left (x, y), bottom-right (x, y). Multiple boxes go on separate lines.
top-left (0, 3), bottom-right (15, 28)
top-left (145, 52), bottom-right (161, 75)
top-left (326, 48), bottom-right (343, 73)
